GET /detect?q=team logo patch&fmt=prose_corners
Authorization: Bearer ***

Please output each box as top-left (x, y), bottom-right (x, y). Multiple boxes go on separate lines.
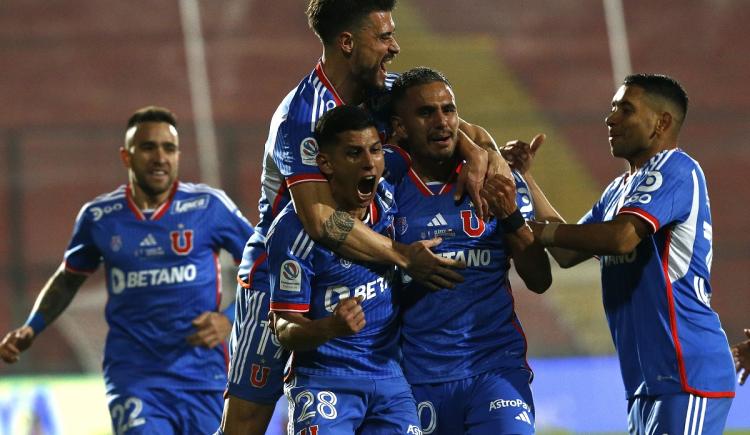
top-left (172, 194), bottom-right (210, 214)
top-left (170, 229), bottom-right (194, 255)
top-left (395, 216), bottom-right (408, 235)
top-left (300, 137), bottom-right (319, 166)
top-left (280, 260), bottom-right (302, 291)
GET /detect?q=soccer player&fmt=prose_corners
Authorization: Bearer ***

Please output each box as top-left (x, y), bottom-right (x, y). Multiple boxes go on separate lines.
top-left (221, 0), bottom-right (504, 432)
top-left (0, 106), bottom-right (253, 434)
top-left (388, 67), bottom-right (552, 434)
top-left (732, 329), bottom-right (750, 386)
top-left (269, 105), bottom-right (421, 434)
top-left (521, 74), bottom-right (735, 434)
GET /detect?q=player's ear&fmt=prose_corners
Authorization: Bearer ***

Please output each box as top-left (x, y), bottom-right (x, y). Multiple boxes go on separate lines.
top-left (389, 115), bottom-right (408, 145)
top-left (316, 152), bottom-right (334, 176)
top-left (119, 147), bottom-right (132, 169)
top-left (338, 31), bottom-right (355, 56)
top-left (656, 111), bottom-right (673, 134)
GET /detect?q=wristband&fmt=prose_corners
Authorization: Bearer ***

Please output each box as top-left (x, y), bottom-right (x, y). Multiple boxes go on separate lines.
top-left (500, 209), bottom-right (525, 233)
top-left (540, 222), bottom-right (560, 246)
top-left (24, 312), bottom-right (46, 335)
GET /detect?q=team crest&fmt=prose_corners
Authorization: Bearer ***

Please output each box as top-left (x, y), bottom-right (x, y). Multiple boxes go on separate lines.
top-left (340, 259), bottom-right (352, 269)
top-left (280, 260), bottom-right (302, 291)
top-left (300, 137), bottom-right (319, 166)
top-left (250, 364), bottom-right (271, 388)
top-left (170, 229), bottom-right (194, 255)
top-left (460, 210), bottom-right (485, 237)
top-left (110, 235), bottom-right (122, 252)
top-left (395, 216), bottom-right (408, 235)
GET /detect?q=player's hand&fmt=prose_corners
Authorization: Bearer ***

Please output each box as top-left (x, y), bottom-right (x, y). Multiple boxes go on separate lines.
top-left (732, 328), bottom-right (750, 386)
top-left (500, 133), bottom-right (545, 174)
top-left (481, 174), bottom-right (518, 218)
top-left (0, 326), bottom-right (36, 364)
top-left (401, 238), bottom-right (465, 291)
top-left (454, 131), bottom-right (489, 220)
top-left (329, 296), bottom-right (366, 337)
top-left (187, 312), bottom-right (232, 349)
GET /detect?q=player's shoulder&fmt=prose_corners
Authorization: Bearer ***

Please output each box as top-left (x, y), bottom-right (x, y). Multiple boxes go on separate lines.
top-left (77, 185), bottom-right (128, 221)
top-left (175, 182), bottom-right (240, 213)
top-left (266, 204), bottom-right (306, 245)
top-left (645, 148), bottom-right (700, 177)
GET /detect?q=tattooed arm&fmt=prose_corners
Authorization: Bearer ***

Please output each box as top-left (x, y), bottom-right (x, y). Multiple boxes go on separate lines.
top-left (289, 182), bottom-right (464, 289)
top-left (0, 264), bottom-right (87, 363)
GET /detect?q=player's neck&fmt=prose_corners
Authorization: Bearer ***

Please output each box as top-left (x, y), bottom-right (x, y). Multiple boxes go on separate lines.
top-left (412, 156), bottom-right (460, 184)
top-left (627, 141), bottom-right (677, 174)
top-left (320, 55), bottom-right (365, 105)
top-left (330, 189), bottom-right (368, 220)
top-left (129, 182), bottom-right (173, 210)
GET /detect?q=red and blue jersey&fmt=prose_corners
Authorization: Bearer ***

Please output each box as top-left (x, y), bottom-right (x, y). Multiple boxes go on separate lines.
top-left (580, 148), bottom-right (735, 399)
top-left (267, 182), bottom-right (403, 379)
top-left (387, 153), bottom-right (536, 385)
top-left (237, 61), bottom-right (398, 290)
top-left (64, 181), bottom-right (253, 392)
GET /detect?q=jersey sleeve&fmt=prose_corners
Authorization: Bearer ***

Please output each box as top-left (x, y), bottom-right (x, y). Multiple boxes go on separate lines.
top-left (63, 204), bottom-right (102, 275)
top-left (267, 210), bottom-right (316, 313)
top-left (618, 157), bottom-right (691, 233)
top-left (272, 91), bottom-right (328, 188)
top-left (512, 171), bottom-right (535, 220)
top-left (383, 144), bottom-right (411, 184)
top-left (208, 190), bottom-right (254, 262)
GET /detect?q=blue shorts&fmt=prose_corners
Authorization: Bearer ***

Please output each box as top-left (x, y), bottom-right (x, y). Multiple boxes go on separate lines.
top-left (285, 373), bottom-right (421, 435)
top-left (627, 393), bottom-right (732, 435)
top-left (411, 367), bottom-right (535, 435)
top-left (106, 385), bottom-right (222, 435)
top-left (226, 281), bottom-right (288, 405)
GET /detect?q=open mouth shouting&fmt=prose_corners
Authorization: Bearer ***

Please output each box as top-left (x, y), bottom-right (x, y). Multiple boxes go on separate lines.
top-left (357, 175), bottom-right (378, 204)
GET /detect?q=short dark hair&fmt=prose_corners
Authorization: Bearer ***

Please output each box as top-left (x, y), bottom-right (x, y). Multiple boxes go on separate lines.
top-left (306, 0), bottom-right (396, 46)
top-left (623, 73), bottom-right (688, 122)
top-left (127, 106), bottom-right (177, 129)
top-left (391, 66), bottom-right (452, 108)
top-left (314, 105), bottom-right (377, 152)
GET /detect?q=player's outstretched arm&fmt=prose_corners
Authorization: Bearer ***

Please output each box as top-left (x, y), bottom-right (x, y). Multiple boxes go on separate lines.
top-left (290, 182), bottom-right (464, 289)
top-left (0, 264), bottom-right (86, 364)
top-left (530, 214), bottom-right (649, 256)
top-left (272, 296), bottom-right (365, 352)
top-left (502, 134), bottom-right (593, 268)
top-left (186, 311), bottom-right (232, 349)
top-left (732, 328), bottom-right (750, 386)
top-left (481, 174), bottom-right (551, 293)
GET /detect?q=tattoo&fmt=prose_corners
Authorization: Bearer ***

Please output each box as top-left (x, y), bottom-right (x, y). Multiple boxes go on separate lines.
top-left (322, 210), bottom-right (355, 249)
top-left (37, 271), bottom-right (84, 323)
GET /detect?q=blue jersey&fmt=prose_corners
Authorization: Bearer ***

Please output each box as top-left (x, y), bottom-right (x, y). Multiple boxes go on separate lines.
top-left (267, 183), bottom-right (403, 379)
top-left (237, 61), bottom-right (398, 288)
top-left (580, 148), bottom-right (735, 399)
top-left (64, 182), bottom-right (253, 391)
top-left (391, 158), bottom-right (535, 385)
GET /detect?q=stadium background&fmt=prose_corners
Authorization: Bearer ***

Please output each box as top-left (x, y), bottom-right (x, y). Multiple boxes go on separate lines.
top-left (0, 0), bottom-right (748, 433)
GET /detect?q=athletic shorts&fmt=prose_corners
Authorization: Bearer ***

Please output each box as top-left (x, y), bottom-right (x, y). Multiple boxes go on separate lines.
top-left (284, 373), bottom-right (422, 435)
top-left (627, 393), bottom-right (732, 435)
top-left (226, 279), bottom-right (288, 405)
top-left (411, 366), bottom-right (535, 435)
top-left (106, 384), bottom-right (222, 435)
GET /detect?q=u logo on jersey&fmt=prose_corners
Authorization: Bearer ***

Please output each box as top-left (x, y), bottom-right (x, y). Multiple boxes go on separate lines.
top-left (170, 230), bottom-right (194, 255)
top-left (460, 210), bottom-right (485, 237)
top-left (250, 364), bottom-right (271, 388)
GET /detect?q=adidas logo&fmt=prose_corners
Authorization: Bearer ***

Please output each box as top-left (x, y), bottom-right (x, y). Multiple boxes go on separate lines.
top-left (515, 411), bottom-right (532, 425)
top-left (426, 213), bottom-right (448, 227)
top-left (139, 233), bottom-right (158, 247)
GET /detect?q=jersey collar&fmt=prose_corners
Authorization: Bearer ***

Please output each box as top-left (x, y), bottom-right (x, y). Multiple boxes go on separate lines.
top-left (407, 162), bottom-right (463, 196)
top-left (315, 60), bottom-right (345, 106)
top-left (125, 181), bottom-right (178, 221)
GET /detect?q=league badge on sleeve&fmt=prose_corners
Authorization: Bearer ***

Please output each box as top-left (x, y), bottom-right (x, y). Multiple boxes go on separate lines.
top-left (300, 137), bottom-right (319, 166)
top-left (280, 260), bottom-right (302, 292)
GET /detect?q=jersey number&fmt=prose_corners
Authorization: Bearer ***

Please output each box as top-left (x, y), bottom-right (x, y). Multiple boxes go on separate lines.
top-left (294, 390), bottom-right (338, 423)
top-left (110, 397), bottom-right (146, 435)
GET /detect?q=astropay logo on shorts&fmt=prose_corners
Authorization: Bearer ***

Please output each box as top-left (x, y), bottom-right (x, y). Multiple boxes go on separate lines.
top-left (489, 398), bottom-right (531, 412)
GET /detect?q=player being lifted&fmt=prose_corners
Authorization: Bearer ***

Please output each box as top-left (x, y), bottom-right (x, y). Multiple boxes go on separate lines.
top-left (517, 74), bottom-right (735, 434)
top-left (0, 106), bottom-right (253, 434)
top-left (388, 67), bottom-right (551, 434)
top-left (269, 105), bottom-right (421, 434)
top-left (221, 1), bottom-right (508, 432)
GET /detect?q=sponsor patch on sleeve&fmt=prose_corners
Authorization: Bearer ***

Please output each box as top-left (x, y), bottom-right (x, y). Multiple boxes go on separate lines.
top-left (300, 137), bottom-right (319, 166)
top-left (279, 260), bottom-right (302, 292)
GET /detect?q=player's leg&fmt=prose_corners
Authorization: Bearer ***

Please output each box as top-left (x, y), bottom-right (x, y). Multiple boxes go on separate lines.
top-left (628, 393), bottom-right (732, 435)
top-left (221, 282), bottom-right (286, 435)
top-left (285, 374), bottom-right (368, 435)
top-left (359, 375), bottom-right (422, 435)
top-left (411, 380), bottom-right (464, 435)
top-left (465, 367), bottom-right (535, 435)
top-left (106, 386), bottom-right (175, 435)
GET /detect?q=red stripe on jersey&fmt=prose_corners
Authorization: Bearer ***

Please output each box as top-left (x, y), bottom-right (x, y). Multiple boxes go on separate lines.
top-left (660, 230), bottom-right (735, 399)
top-left (315, 61), bottom-right (344, 106)
top-left (64, 262), bottom-right (96, 275)
top-left (369, 200), bottom-right (379, 225)
top-left (619, 207), bottom-right (659, 233)
top-left (214, 252), bottom-right (222, 310)
top-left (125, 184), bottom-right (145, 220)
top-left (270, 302), bottom-right (310, 312)
top-left (247, 252), bottom-right (268, 288)
top-left (271, 182), bottom-right (288, 217)
top-left (151, 181), bottom-right (178, 221)
top-left (408, 169), bottom-right (433, 196)
top-left (286, 174), bottom-right (327, 188)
